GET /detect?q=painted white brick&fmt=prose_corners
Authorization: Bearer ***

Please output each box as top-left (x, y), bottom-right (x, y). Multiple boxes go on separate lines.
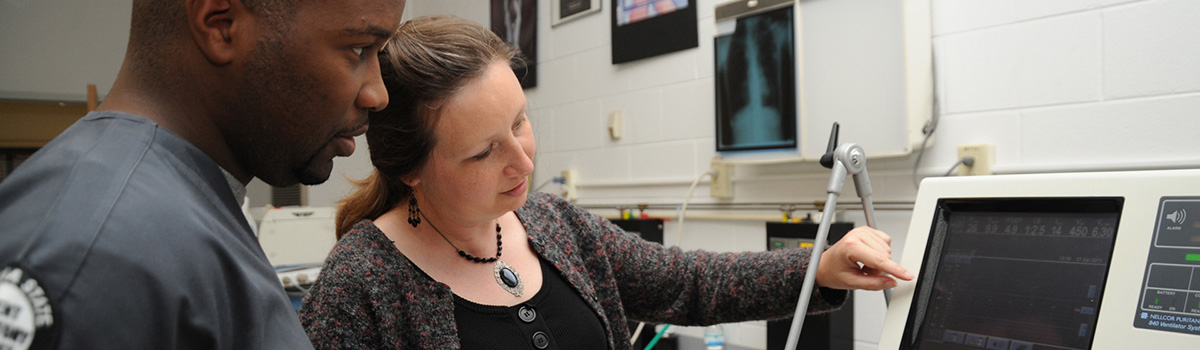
top-left (694, 138), bottom-right (718, 180)
top-left (932, 0), bottom-right (1134, 35)
top-left (601, 89), bottom-right (665, 144)
top-left (1019, 94), bottom-right (1200, 164)
top-left (623, 46), bottom-right (702, 91)
top-left (865, 155), bottom-right (916, 172)
top-left (1014, 0), bottom-right (1138, 20)
top-left (545, 8), bottom-right (609, 59)
top-left (695, 0), bottom-right (719, 21)
top-left (630, 141), bottom-right (699, 180)
top-left (1103, 0), bottom-right (1200, 98)
top-left (526, 56), bottom-right (581, 108)
top-left (551, 99), bottom-right (607, 151)
top-left (700, 219), bottom-right (746, 252)
top-left (932, 0), bottom-right (1017, 35)
top-left (934, 36), bottom-right (949, 123)
top-left (529, 107), bottom-right (556, 153)
top-left (877, 171), bottom-right (921, 201)
top-left (576, 147), bottom-right (633, 182)
top-left (573, 47), bottom-right (632, 101)
top-left (696, 14), bottom-right (717, 80)
top-left (575, 185), bottom-right (634, 201)
top-left (532, 1), bottom-right (550, 66)
top-left (662, 79), bottom-right (716, 141)
top-left (921, 112), bottom-right (1022, 173)
top-left (662, 218), bottom-right (758, 252)
top-left (941, 13), bottom-right (1102, 113)
top-left (727, 178), bottom-right (825, 203)
top-left (536, 151), bottom-right (636, 200)
top-left (308, 135), bottom-right (373, 206)
top-left (621, 183), bottom-right (699, 202)
top-left (532, 151), bottom-right (576, 188)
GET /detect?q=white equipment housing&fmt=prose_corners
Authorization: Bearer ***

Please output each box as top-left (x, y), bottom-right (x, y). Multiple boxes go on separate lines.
top-left (880, 169), bottom-right (1200, 349)
top-left (258, 206), bottom-right (336, 267)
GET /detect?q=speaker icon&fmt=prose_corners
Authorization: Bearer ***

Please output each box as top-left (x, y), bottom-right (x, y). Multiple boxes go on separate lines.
top-left (1166, 209), bottom-right (1186, 225)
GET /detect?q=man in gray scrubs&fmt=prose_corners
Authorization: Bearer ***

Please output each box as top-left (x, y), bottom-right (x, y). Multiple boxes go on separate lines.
top-left (0, 0), bottom-right (404, 348)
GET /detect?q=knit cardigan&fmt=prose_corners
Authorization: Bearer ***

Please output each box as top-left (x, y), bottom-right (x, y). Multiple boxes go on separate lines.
top-left (299, 192), bottom-right (846, 349)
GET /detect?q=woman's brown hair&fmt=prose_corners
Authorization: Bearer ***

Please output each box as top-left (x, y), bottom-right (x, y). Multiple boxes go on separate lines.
top-left (336, 15), bottom-right (518, 237)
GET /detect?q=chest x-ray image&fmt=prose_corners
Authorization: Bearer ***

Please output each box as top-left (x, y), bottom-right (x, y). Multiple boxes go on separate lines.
top-left (715, 6), bottom-right (796, 152)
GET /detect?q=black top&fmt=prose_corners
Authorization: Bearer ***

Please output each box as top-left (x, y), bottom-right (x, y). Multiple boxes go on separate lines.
top-left (453, 259), bottom-right (607, 349)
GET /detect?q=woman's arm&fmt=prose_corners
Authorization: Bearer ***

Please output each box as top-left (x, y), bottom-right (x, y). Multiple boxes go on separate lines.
top-left (593, 217), bottom-right (847, 326)
top-left (528, 193), bottom-right (907, 327)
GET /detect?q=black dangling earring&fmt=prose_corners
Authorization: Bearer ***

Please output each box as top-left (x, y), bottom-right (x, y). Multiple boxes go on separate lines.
top-left (407, 196), bottom-right (422, 228)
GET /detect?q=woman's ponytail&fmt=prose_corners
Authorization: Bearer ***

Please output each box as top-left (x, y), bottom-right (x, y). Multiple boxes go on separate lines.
top-left (336, 171), bottom-right (404, 238)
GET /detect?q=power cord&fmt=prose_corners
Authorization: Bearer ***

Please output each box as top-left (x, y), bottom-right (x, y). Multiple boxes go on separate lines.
top-left (942, 156), bottom-right (976, 176)
top-left (911, 117), bottom-right (937, 188)
top-left (533, 176), bottom-right (566, 193)
top-left (912, 51), bottom-right (942, 189)
top-left (676, 170), bottom-right (717, 247)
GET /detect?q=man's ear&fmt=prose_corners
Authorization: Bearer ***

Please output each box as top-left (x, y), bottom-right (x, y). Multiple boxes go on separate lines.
top-left (187, 0), bottom-right (249, 65)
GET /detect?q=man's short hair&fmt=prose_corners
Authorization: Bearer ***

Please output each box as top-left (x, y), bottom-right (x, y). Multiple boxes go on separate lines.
top-left (127, 0), bottom-right (304, 66)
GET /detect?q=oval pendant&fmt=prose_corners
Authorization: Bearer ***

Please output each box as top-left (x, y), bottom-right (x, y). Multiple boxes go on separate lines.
top-left (500, 268), bottom-right (519, 287)
top-left (492, 260), bottom-right (523, 297)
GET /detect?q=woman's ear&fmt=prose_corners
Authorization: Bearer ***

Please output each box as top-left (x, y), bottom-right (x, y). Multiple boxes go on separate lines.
top-left (187, 0), bottom-right (251, 65)
top-left (401, 174), bottom-right (420, 188)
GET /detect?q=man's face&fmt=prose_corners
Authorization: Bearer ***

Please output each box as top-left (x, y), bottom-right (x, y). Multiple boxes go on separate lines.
top-left (226, 0), bottom-right (405, 186)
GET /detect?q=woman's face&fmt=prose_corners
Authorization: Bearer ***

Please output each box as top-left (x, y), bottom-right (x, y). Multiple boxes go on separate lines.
top-left (409, 60), bottom-right (535, 224)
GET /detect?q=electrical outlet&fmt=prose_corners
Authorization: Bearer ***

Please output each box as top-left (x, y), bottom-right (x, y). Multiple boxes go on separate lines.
top-left (560, 169), bottom-right (577, 201)
top-left (607, 111), bottom-right (622, 140)
top-left (710, 158), bottom-right (733, 198)
top-left (957, 144), bottom-right (994, 176)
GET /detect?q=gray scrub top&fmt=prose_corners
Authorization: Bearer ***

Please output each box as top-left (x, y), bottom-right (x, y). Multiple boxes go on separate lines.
top-left (0, 111), bottom-right (313, 350)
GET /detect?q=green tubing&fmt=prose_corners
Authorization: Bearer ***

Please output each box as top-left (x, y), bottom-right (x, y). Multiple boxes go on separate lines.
top-left (642, 324), bottom-right (671, 350)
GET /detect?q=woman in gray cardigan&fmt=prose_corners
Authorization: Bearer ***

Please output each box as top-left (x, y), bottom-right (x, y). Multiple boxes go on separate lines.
top-left (299, 15), bottom-right (912, 350)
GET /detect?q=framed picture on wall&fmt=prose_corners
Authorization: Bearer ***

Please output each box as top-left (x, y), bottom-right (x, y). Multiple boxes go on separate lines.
top-left (491, 0), bottom-right (538, 88)
top-left (553, 0), bottom-right (600, 26)
top-left (611, 0), bottom-right (698, 64)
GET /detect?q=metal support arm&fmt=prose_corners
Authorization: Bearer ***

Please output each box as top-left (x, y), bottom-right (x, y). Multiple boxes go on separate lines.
top-left (783, 142), bottom-right (879, 350)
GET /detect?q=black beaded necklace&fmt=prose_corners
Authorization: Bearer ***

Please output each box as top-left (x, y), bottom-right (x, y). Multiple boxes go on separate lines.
top-left (422, 212), bottom-right (524, 297)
